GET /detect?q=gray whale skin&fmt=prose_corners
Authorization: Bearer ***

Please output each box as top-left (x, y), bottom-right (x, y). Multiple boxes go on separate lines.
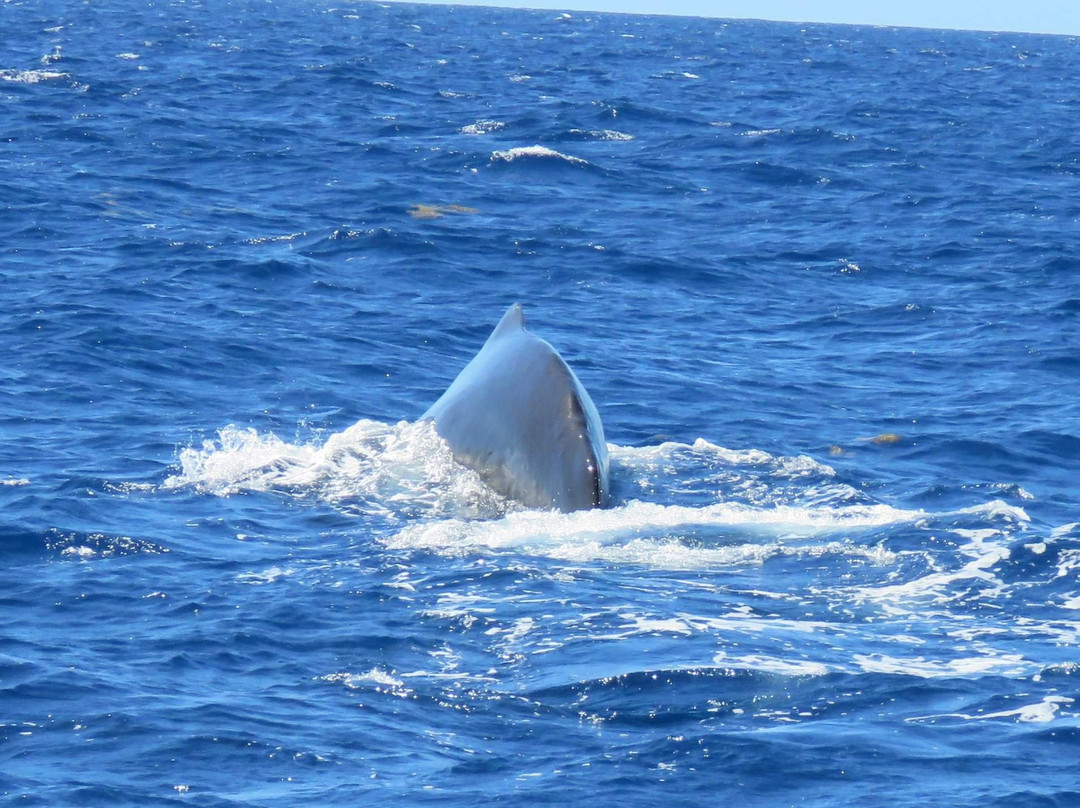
top-left (421, 303), bottom-right (609, 512)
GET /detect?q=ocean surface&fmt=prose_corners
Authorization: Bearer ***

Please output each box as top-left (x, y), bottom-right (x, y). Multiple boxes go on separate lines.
top-left (3, 1), bottom-right (1080, 805)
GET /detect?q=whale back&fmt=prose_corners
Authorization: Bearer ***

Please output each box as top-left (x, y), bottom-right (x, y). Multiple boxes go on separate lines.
top-left (422, 303), bottom-right (609, 511)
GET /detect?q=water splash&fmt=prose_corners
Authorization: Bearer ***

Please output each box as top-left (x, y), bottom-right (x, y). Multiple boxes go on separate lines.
top-left (163, 419), bottom-right (507, 519)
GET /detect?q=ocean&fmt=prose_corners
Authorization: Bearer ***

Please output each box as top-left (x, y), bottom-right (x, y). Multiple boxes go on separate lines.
top-left (2, 1), bottom-right (1079, 805)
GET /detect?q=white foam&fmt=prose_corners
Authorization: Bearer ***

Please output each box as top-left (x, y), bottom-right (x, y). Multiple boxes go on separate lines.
top-left (854, 652), bottom-right (1030, 678)
top-left (167, 424), bottom-right (860, 527)
top-left (165, 425), bottom-right (314, 495)
top-left (853, 502), bottom-right (1024, 611)
top-left (237, 566), bottom-right (295, 585)
top-left (102, 481), bottom-right (155, 494)
top-left (245, 232), bottom-right (304, 245)
top-left (1055, 549), bottom-right (1080, 580)
top-left (651, 70), bottom-right (700, 80)
top-left (615, 438), bottom-right (772, 466)
top-left (587, 610), bottom-right (837, 644)
top-left (164, 420), bottom-right (1041, 627)
top-left (51, 532), bottom-right (167, 558)
top-left (954, 500), bottom-right (1030, 523)
top-left (460, 119), bottom-right (505, 135)
top-left (713, 652), bottom-right (830, 677)
top-left (1, 477), bottom-right (29, 486)
top-left (568, 128), bottom-right (634, 141)
top-left (385, 498), bottom-right (916, 568)
top-left (613, 438), bottom-right (838, 478)
top-left (907, 695), bottom-right (1073, 724)
top-left (490, 146), bottom-right (590, 166)
top-left (165, 421), bottom-right (931, 570)
top-left (164, 420), bottom-right (505, 519)
top-left (981, 696), bottom-right (1073, 723)
top-left (319, 669), bottom-right (405, 689)
top-left (0, 69), bottom-right (67, 83)
top-left (485, 616), bottom-right (538, 656)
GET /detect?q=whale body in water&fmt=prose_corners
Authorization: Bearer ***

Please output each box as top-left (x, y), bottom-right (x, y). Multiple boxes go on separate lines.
top-left (422, 303), bottom-right (609, 511)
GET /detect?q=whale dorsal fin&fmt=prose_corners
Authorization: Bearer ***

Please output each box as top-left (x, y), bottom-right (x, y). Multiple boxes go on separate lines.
top-left (489, 303), bottom-right (526, 341)
top-left (423, 302), bottom-right (609, 511)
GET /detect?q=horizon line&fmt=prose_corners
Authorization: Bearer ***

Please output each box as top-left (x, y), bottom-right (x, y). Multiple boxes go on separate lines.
top-left (377, 0), bottom-right (1080, 38)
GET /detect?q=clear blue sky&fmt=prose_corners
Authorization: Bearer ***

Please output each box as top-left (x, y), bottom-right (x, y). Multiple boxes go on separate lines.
top-left (405, 0), bottom-right (1080, 35)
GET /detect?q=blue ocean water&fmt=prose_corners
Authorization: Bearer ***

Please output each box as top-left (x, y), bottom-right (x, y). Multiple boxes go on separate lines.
top-left (3, 1), bottom-right (1080, 804)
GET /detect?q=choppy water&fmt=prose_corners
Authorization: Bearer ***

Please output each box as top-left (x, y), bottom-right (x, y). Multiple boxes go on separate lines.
top-left (3, 2), bottom-right (1080, 805)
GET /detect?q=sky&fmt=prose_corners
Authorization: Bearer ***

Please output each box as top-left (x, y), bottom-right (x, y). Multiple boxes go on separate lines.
top-left (403, 0), bottom-right (1080, 35)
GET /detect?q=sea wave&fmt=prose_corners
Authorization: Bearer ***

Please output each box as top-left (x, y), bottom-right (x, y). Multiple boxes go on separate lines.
top-left (564, 128), bottom-right (635, 141)
top-left (489, 145), bottom-right (591, 166)
top-left (0, 68), bottom-right (68, 83)
top-left (460, 119), bottom-right (506, 135)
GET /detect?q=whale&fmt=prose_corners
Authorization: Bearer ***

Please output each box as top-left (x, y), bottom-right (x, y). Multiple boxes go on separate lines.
top-left (421, 303), bottom-right (609, 511)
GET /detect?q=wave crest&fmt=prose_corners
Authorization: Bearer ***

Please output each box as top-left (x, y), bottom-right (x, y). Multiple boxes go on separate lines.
top-left (0, 68), bottom-right (68, 84)
top-left (490, 145), bottom-right (591, 166)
